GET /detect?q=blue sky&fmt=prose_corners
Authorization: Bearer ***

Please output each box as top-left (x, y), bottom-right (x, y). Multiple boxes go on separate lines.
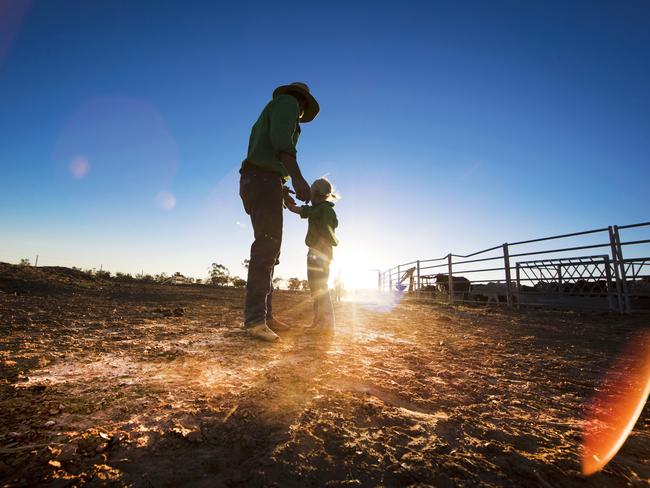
top-left (1, 0), bottom-right (649, 286)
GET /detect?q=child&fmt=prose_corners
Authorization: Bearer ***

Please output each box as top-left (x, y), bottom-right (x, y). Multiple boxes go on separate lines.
top-left (284, 177), bottom-right (339, 332)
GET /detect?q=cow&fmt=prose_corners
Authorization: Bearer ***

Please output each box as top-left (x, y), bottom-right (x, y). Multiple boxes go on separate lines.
top-left (626, 277), bottom-right (650, 294)
top-left (562, 279), bottom-right (609, 296)
top-left (626, 278), bottom-right (650, 310)
top-left (434, 273), bottom-right (471, 300)
top-left (534, 281), bottom-right (559, 293)
top-left (469, 282), bottom-right (508, 303)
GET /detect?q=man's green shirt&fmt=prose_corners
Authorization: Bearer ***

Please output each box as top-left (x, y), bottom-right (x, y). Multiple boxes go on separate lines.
top-left (300, 202), bottom-right (339, 259)
top-left (242, 94), bottom-right (301, 179)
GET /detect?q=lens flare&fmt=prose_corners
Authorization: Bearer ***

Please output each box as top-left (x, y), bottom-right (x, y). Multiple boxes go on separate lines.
top-left (354, 289), bottom-right (405, 313)
top-left (155, 191), bottom-right (176, 210)
top-left (581, 329), bottom-right (650, 476)
top-left (69, 155), bottom-right (90, 179)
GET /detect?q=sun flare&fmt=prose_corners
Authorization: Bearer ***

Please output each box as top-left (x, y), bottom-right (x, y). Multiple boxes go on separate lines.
top-left (331, 247), bottom-right (379, 291)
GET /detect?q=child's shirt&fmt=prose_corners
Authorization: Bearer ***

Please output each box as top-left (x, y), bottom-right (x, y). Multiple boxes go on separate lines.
top-left (300, 202), bottom-right (339, 259)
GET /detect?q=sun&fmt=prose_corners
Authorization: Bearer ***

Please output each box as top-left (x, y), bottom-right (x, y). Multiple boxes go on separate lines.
top-left (331, 247), bottom-right (379, 290)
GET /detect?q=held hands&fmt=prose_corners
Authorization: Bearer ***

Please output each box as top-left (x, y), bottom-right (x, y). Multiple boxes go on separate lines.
top-left (282, 186), bottom-right (302, 214)
top-left (277, 152), bottom-right (310, 202)
top-left (282, 186), bottom-right (297, 207)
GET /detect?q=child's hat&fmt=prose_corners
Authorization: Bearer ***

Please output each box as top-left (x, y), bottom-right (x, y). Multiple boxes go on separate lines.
top-left (311, 177), bottom-right (339, 199)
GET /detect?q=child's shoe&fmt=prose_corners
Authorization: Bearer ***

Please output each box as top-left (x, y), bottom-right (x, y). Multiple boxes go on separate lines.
top-left (267, 317), bottom-right (292, 332)
top-left (306, 319), bottom-right (334, 335)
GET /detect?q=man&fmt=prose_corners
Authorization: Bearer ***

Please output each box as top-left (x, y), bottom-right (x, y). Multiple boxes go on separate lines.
top-left (239, 82), bottom-right (319, 341)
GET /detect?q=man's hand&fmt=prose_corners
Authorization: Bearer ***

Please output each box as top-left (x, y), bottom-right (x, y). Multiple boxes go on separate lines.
top-left (292, 176), bottom-right (311, 203)
top-left (279, 152), bottom-right (310, 203)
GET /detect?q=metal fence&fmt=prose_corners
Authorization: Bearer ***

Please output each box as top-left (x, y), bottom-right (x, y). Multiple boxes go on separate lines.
top-left (379, 222), bottom-right (650, 313)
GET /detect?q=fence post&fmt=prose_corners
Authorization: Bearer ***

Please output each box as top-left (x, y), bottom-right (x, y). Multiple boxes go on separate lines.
top-left (557, 264), bottom-right (563, 294)
top-left (503, 243), bottom-right (513, 307)
top-left (378, 271), bottom-right (382, 292)
top-left (515, 263), bottom-right (521, 309)
top-left (447, 254), bottom-right (454, 305)
top-left (389, 268), bottom-right (393, 292)
top-left (613, 225), bottom-right (631, 313)
top-left (397, 265), bottom-right (401, 290)
top-left (603, 255), bottom-right (616, 312)
top-left (608, 226), bottom-right (624, 313)
top-left (416, 260), bottom-right (421, 296)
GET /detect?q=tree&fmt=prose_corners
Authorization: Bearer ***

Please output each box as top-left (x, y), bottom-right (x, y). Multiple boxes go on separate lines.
top-left (300, 280), bottom-right (309, 292)
top-left (272, 277), bottom-right (284, 290)
top-left (210, 263), bottom-right (230, 286)
top-left (19, 258), bottom-right (30, 267)
top-left (114, 272), bottom-right (135, 282)
top-left (230, 276), bottom-right (246, 288)
top-left (287, 277), bottom-right (301, 292)
top-left (242, 259), bottom-right (250, 269)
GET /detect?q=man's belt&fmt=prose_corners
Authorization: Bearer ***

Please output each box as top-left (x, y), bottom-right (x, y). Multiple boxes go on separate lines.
top-left (240, 160), bottom-right (282, 177)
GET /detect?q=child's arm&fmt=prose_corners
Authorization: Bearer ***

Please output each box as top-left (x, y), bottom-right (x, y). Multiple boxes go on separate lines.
top-left (282, 188), bottom-right (303, 215)
top-left (285, 201), bottom-right (302, 214)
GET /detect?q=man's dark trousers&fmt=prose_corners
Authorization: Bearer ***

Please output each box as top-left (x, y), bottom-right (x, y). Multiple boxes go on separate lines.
top-left (239, 165), bottom-right (283, 327)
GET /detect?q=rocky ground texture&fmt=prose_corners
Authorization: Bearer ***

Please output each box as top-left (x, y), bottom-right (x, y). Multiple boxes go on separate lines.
top-left (0, 263), bottom-right (648, 486)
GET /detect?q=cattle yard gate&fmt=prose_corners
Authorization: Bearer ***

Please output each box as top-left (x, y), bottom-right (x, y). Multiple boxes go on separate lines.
top-left (379, 222), bottom-right (650, 313)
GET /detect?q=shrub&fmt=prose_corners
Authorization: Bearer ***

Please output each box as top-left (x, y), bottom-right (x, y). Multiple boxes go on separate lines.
top-left (114, 272), bottom-right (135, 282)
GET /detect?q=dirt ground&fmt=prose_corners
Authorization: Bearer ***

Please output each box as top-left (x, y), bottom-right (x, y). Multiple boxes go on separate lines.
top-left (0, 263), bottom-right (648, 487)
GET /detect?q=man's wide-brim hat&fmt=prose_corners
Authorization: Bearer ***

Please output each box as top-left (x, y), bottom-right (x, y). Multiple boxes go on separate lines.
top-left (272, 82), bottom-right (319, 123)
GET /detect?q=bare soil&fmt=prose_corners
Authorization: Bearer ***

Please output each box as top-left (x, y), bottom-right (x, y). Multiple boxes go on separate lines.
top-left (0, 263), bottom-right (648, 487)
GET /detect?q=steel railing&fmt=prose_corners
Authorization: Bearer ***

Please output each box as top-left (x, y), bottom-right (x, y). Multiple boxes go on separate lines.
top-left (379, 222), bottom-right (650, 313)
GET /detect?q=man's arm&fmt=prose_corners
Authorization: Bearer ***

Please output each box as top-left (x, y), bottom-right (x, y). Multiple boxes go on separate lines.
top-left (279, 152), bottom-right (310, 202)
top-left (268, 96), bottom-right (311, 202)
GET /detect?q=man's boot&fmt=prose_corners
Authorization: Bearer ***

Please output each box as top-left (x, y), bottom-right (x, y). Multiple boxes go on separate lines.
top-left (247, 323), bottom-right (279, 342)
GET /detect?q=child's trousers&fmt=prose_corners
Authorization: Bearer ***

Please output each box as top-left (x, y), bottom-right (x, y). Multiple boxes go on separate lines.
top-left (307, 249), bottom-right (335, 327)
